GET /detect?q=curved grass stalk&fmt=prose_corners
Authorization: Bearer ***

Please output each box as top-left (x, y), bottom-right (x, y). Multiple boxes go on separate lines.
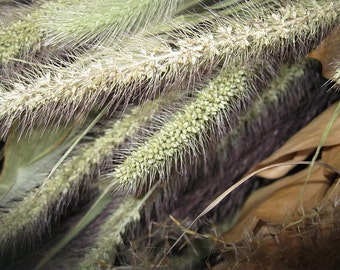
top-left (1, 0), bottom-right (338, 139)
top-left (0, 99), bottom-right (166, 258)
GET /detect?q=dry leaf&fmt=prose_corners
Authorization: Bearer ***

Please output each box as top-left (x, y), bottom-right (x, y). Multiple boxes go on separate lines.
top-left (308, 25), bottom-right (340, 80)
top-left (216, 106), bottom-right (340, 270)
top-left (222, 140), bottom-right (340, 244)
top-left (216, 179), bottom-right (340, 270)
top-left (221, 166), bottom-right (331, 244)
top-left (249, 102), bottom-right (340, 179)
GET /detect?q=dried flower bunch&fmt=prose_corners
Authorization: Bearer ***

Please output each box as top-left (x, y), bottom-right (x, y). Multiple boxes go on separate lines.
top-left (0, 0), bottom-right (339, 269)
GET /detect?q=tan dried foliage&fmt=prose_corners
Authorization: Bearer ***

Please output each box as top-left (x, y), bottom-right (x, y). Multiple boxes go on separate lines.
top-left (216, 102), bottom-right (340, 269)
top-left (308, 25), bottom-right (340, 80)
top-left (249, 103), bottom-right (340, 179)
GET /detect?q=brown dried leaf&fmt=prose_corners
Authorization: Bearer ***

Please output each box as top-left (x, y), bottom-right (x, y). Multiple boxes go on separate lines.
top-left (221, 106), bottom-right (340, 244)
top-left (221, 166), bottom-right (330, 243)
top-left (308, 25), bottom-right (340, 80)
top-left (217, 145), bottom-right (340, 269)
top-left (249, 102), bottom-right (340, 179)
